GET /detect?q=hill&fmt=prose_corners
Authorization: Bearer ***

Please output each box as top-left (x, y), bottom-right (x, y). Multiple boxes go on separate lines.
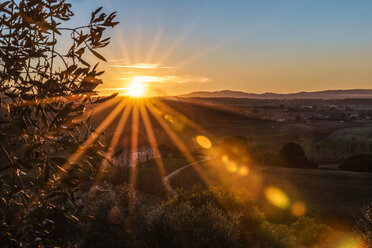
top-left (89, 97), bottom-right (273, 144)
top-left (179, 89), bottom-right (372, 99)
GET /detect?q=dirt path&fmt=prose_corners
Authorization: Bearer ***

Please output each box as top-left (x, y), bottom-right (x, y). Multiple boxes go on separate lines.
top-left (163, 157), bottom-right (210, 196)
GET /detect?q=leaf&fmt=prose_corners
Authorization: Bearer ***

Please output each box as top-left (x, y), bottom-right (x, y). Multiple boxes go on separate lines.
top-left (50, 156), bottom-right (67, 165)
top-left (91, 7), bottom-right (103, 22)
top-left (65, 214), bottom-right (80, 225)
top-left (93, 93), bottom-right (118, 104)
top-left (95, 71), bottom-right (105, 76)
top-left (75, 47), bottom-right (85, 57)
top-left (1, 197), bottom-right (8, 206)
top-left (56, 165), bottom-right (68, 173)
top-left (78, 215), bottom-right (96, 221)
top-left (93, 13), bottom-right (106, 23)
top-left (49, 102), bottom-right (73, 128)
top-left (26, 158), bottom-right (45, 164)
top-left (63, 65), bottom-right (78, 74)
top-left (44, 162), bottom-right (49, 182)
top-left (20, 162), bottom-right (33, 171)
top-left (89, 48), bottom-right (107, 62)
top-left (79, 57), bottom-right (90, 67)
top-left (76, 34), bottom-right (88, 47)
top-left (92, 62), bottom-right (100, 72)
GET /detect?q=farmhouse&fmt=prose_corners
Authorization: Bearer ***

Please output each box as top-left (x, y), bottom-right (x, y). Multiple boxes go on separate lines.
top-left (111, 131), bottom-right (161, 167)
top-left (113, 146), bottom-right (160, 167)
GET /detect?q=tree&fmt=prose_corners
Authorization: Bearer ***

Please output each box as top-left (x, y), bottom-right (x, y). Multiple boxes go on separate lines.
top-left (340, 153), bottom-right (372, 172)
top-left (0, 0), bottom-right (118, 246)
top-left (279, 142), bottom-right (318, 169)
top-left (139, 187), bottom-right (328, 248)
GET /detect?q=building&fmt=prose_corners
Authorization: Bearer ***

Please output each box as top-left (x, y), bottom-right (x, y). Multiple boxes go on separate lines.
top-left (111, 131), bottom-right (161, 167)
top-left (113, 146), bottom-right (160, 167)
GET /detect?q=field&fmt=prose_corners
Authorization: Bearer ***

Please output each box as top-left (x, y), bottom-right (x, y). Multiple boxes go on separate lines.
top-left (106, 156), bottom-right (192, 197)
top-left (169, 160), bottom-right (372, 230)
top-left (96, 97), bottom-right (372, 231)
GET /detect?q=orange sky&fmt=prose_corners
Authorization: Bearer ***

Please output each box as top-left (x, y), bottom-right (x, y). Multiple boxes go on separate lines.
top-left (69, 0), bottom-right (372, 96)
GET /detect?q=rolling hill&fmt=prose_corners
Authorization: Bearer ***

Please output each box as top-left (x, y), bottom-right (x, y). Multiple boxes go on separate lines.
top-left (179, 89), bottom-right (372, 99)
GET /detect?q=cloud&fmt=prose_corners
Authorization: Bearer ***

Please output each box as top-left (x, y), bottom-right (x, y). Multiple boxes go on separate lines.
top-left (112, 75), bottom-right (210, 84)
top-left (158, 75), bottom-right (210, 84)
top-left (126, 75), bottom-right (210, 84)
top-left (108, 63), bottom-right (174, 69)
top-left (98, 87), bottom-right (129, 91)
top-left (98, 75), bottom-right (210, 93)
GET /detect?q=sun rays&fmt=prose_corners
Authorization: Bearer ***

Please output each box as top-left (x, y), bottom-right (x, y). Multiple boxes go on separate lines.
top-left (46, 94), bottom-right (217, 197)
top-left (99, 15), bottom-right (227, 97)
top-left (48, 21), bottom-right (242, 196)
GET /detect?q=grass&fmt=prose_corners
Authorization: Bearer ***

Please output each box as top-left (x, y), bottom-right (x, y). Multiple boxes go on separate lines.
top-left (106, 156), bottom-right (192, 197)
top-left (141, 157), bottom-right (191, 174)
top-left (169, 160), bottom-right (372, 230)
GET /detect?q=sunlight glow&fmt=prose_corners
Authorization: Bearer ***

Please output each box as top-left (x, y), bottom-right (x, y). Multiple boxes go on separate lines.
top-left (146, 102), bottom-right (214, 187)
top-left (50, 100), bottom-right (125, 189)
top-left (94, 104), bottom-right (132, 185)
top-left (129, 104), bottom-right (140, 185)
top-left (138, 103), bottom-right (171, 196)
top-left (126, 76), bottom-right (153, 97)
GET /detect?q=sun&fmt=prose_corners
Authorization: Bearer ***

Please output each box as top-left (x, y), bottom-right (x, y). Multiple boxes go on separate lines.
top-left (127, 76), bottom-right (150, 97)
top-left (127, 81), bottom-right (145, 97)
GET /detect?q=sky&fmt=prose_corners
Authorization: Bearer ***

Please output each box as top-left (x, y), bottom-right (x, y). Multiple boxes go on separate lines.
top-left (67, 0), bottom-right (372, 96)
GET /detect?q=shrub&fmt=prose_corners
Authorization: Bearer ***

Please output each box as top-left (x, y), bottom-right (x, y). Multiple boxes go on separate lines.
top-left (340, 153), bottom-right (372, 172)
top-left (279, 142), bottom-right (318, 169)
top-left (289, 216), bottom-right (330, 247)
top-left (0, 0), bottom-right (118, 246)
top-left (82, 183), bottom-right (143, 248)
top-left (139, 186), bottom-right (329, 248)
top-left (254, 221), bottom-right (296, 248)
top-left (141, 195), bottom-right (241, 248)
top-left (354, 203), bottom-right (372, 246)
top-left (261, 151), bottom-right (285, 166)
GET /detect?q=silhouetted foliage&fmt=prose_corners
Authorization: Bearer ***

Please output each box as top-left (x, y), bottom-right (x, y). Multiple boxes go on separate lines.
top-left (279, 142), bottom-right (318, 169)
top-left (280, 143), bottom-right (306, 161)
top-left (354, 203), bottom-right (372, 246)
top-left (82, 183), bottom-right (142, 248)
top-left (340, 153), bottom-right (372, 172)
top-left (139, 186), bottom-right (329, 248)
top-left (0, 0), bottom-right (118, 246)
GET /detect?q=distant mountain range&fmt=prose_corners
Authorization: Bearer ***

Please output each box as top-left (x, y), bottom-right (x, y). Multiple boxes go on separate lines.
top-left (179, 89), bottom-right (372, 99)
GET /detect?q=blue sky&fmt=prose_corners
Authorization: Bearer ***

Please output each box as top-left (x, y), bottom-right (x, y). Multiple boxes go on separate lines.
top-left (69, 0), bottom-right (372, 95)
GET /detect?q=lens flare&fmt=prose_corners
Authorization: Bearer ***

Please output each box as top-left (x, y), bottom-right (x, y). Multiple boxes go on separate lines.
top-left (264, 186), bottom-right (290, 209)
top-left (222, 155), bottom-right (229, 163)
top-left (238, 166), bottom-right (250, 176)
top-left (226, 161), bottom-right (238, 173)
top-left (337, 236), bottom-right (366, 248)
top-left (196, 135), bottom-right (212, 149)
top-left (291, 201), bottom-right (306, 217)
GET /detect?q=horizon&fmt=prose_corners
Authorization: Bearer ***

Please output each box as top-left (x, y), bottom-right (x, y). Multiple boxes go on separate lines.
top-left (180, 88), bottom-right (372, 94)
top-left (99, 88), bottom-right (372, 98)
top-left (64, 0), bottom-right (372, 97)
top-left (3, 1), bottom-right (372, 247)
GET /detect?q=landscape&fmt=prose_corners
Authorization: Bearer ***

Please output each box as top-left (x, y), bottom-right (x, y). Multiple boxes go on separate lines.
top-left (1, 1), bottom-right (372, 248)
